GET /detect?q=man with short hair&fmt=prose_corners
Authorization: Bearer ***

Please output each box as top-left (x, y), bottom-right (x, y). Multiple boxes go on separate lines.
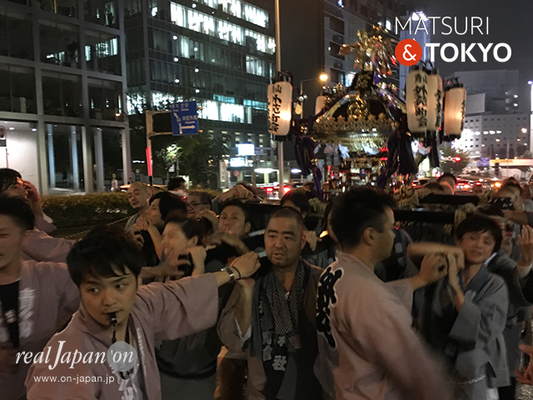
top-left (0, 197), bottom-right (79, 400)
top-left (437, 172), bottom-right (457, 195)
top-left (315, 187), bottom-right (453, 400)
top-left (168, 177), bottom-right (188, 198)
top-left (186, 191), bottom-right (213, 220)
top-left (218, 207), bottom-right (324, 400)
top-left (0, 168), bottom-right (74, 262)
top-left (25, 225), bottom-right (260, 399)
top-left (207, 199), bottom-right (253, 256)
top-left (125, 182), bottom-right (152, 233)
top-left (0, 168), bottom-right (55, 233)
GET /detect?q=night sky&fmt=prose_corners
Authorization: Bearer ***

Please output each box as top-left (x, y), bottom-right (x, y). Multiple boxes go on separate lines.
top-left (398, 0), bottom-right (533, 81)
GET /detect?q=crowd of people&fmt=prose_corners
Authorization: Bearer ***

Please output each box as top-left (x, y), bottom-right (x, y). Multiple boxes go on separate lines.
top-left (1, 166), bottom-right (533, 400)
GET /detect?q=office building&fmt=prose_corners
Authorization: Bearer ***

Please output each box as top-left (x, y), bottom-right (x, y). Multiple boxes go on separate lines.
top-left (451, 70), bottom-right (531, 159)
top-left (0, 0), bottom-right (130, 194)
top-left (124, 0), bottom-right (276, 186)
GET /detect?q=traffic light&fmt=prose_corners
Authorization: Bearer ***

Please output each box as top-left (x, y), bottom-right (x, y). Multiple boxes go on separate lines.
top-left (152, 112), bottom-right (172, 133)
top-left (453, 156), bottom-right (461, 162)
top-left (494, 162), bottom-right (500, 177)
top-left (146, 110), bottom-right (172, 136)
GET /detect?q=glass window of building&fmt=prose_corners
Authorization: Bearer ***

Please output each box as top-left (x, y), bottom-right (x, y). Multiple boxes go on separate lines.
top-left (40, 20), bottom-right (80, 68)
top-left (0, 64), bottom-right (37, 114)
top-left (0, 8), bottom-right (33, 60)
top-left (199, 100), bottom-right (220, 120)
top-left (150, 60), bottom-right (178, 84)
top-left (151, 28), bottom-right (171, 53)
top-left (246, 56), bottom-right (266, 77)
top-left (243, 3), bottom-right (268, 28)
top-left (42, 71), bottom-right (82, 117)
top-left (101, 128), bottom-right (125, 185)
top-left (127, 59), bottom-right (146, 86)
top-left (177, 37), bottom-right (205, 61)
top-left (45, 124), bottom-right (84, 191)
top-left (39, 0), bottom-right (78, 18)
top-left (88, 78), bottom-right (123, 121)
top-left (84, 0), bottom-right (119, 28)
top-left (127, 92), bottom-right (146, 114)
top-left (171, 3), bottom-right (274, 54)
top-left (193, 0), bottom-right (269, 28)
top-left (85, 30), bottom-right (121, 75)
top-left (125, 0), bottom-right (143, 16)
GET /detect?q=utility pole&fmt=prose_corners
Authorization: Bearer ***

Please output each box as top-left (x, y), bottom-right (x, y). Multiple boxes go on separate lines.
top-left (274, 0), bottom-right (284, 186)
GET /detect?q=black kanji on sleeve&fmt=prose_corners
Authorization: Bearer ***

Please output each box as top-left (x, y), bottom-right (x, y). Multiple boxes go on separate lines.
top-left (316, 266), bottom-right (343, 349)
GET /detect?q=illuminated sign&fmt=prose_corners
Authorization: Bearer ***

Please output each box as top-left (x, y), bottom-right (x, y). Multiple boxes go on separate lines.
top-left (237, 143), bottom-right (255, 156)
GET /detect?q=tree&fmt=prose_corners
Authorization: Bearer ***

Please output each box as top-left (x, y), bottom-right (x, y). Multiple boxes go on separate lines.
top-left (127, 97), bottom-right (230, 189)
top-left (438, 143), bottom-right (470, 175)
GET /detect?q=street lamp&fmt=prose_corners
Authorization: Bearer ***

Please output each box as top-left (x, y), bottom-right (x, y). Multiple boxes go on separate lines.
top-left (529, 80), bottom-right (533, 156)
top-left (298, 73), bottom-right (329, 117)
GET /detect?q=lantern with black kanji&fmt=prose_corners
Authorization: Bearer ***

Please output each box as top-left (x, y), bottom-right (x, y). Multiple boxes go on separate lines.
top-left (267, 81), bottom-right (292, 136)
top-left (426, 71), bottom-right (443, 131)
top-left (406, 68), bottom-right (428, 136)
top-left (443, 85), bottom-right (466, 136)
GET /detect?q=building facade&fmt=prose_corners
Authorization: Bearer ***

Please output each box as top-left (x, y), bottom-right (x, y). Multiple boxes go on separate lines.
top-left (0, 0), bottom-right (130, 194)
top-left (280, 0), bottom-right (405, 117)
top-left (124, 0), bottom-right (276, 186)
top-left (450, 70), bottom-right (531, 159)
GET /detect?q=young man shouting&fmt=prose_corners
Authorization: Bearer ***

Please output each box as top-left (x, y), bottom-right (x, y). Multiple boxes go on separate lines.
top-left (25, 226), bottom-right (260, 399)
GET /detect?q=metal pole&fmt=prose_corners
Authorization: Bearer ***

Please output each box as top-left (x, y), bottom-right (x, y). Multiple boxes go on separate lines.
top-left (529, 81), bottom-right (533, 156)
top-left (300, 81), bottom-right (304, 118)
top-left (275, 0), bottom-right (284, 185)
top-left (145, 111), bottom-right (153, 186)
top-left (507, 140), bottom-right (509, 178)
top-left (275, 0), bottom-right (281, 74)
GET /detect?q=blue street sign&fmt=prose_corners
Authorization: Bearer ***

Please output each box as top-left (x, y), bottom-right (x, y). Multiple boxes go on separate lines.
top-left (478, 157), bottom-right (490, 167)
top-left (171, 101), bottom-right (199, 136)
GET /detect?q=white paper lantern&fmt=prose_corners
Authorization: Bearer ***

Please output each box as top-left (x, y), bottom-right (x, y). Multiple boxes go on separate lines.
top-left (444, 87), bottom-right (466, 136)
top-left (315, 96), bottom-right (327, 114)
top-left (406, 69), bottom-right (429, 134)
top-left (267, 82), bottom-right (292, 136)
top-left (426, 73), bottom-right (443, 131)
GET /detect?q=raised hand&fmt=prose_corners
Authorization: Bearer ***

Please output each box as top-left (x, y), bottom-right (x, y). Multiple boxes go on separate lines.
top-left (197, 209), bottom-right (219, 230)
top-left (132, 216), bottom-right (150, 231)
top-left (23, 180), bottom-right (44, 217)
top-left (516, 344), bottom-right (533, 385)
top-left (419, 253), bottom-right (448, 285)
top-left (518, 225), bottom-right (533, 267)
top-left (231, 252), bottom-right (261, 280)
top-left (189, 246), bottom-right (207, 275)
top-left (305, 230), bottom-right (320, 252)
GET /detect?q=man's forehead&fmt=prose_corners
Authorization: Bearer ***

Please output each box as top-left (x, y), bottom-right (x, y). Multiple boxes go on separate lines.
top-left (221, 205), bottom-right (244, 217)
top-left (385, 207), bottom-right (395, 220)
top-left (465, 230), bottom-right (495, 239)
top-left (82, 269), bottom-right (133, 285)
top-left (129, 183), bottom-right (145, 192)
top-left (267, 216), bottom-right (300, 231)
top-left (0, 215), bottom-right (20, 229)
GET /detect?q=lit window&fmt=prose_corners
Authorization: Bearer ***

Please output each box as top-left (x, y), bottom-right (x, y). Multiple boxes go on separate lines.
top-left (170, 3), bottom-right (274, 54)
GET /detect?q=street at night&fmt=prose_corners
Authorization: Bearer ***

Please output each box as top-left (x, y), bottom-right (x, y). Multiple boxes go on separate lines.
top-left (1, 0), bottom-right (533, 399)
